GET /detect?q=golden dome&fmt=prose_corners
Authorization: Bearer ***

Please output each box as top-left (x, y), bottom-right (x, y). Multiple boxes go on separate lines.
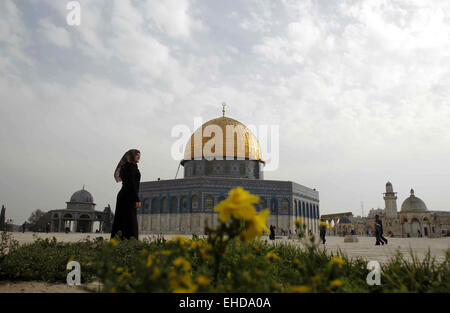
top-left (181, 116), bottom-right (264, 164)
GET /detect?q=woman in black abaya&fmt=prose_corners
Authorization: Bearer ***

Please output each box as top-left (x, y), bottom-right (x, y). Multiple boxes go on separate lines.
top-left (111, 149), bottom-right (141, 240)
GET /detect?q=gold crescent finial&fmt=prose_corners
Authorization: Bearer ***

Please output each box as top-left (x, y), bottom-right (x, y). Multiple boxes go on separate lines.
top-left (222, 102), bottom-right (226, 117)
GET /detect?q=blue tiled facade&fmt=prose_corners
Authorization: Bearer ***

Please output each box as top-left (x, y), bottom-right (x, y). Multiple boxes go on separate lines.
top-left (137, 176), bottom-right (320, 235)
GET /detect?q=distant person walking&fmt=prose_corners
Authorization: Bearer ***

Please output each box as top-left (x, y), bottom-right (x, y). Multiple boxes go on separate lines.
top-left (374, 215), bottom-right (387, 245)
top-left (111, 149), bottom-right (141, 240)
top-left (375, 214), bottom-right (388, 245)
top-left (269, 225), bottom-right (275, 240)
top-left (319, 218), bottom-right (326, 244)
top-left (375, 221), bottom-right (382, 245)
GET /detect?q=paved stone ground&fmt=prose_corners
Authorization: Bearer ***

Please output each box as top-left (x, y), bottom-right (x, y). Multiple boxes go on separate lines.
top-left (2, 232), bottom-right (448, 293)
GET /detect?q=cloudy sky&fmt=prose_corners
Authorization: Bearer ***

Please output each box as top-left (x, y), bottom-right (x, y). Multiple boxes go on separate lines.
top-left (1, 0), bottom-right (450, 224)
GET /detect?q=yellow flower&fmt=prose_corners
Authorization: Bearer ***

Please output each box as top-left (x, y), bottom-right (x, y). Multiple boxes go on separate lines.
top-left (169, 270), bottom-right (178, 289)
top-left (200, 247), bottom-right (210, 260)
top-left (241, 209), bottom-right (270, 241)
top-left (290, 285), bottom-right (310, 293)
top-left (116, 267), bottom-right (124, 273)
top-left (110, 238), bottom-right (118, 247)
top-left (146, 255), bottom-right (153, 267)
top-left (227, 271), bottom-right (231, 279)
top-left (173, 236), bottom-right (189, 247)
top-left (173, 257), bottom-right (191, 272)
top-left (312, 275), bottom-right (320, 282)
top-left (330, 279), bottom-right (343, 288)
top-left (214, 187), bottom-right (259, 222)
top-left (118, 270), bottom-right (132, 282)
top-left (190, 240), bottom-right (202, 249)
top-left (196, 275), bottom-right (211, 286)
top-left (67, 255), bottom-right (75, 263)
top-left (266, 252), bottom-right (279, 261)
top-left (150, 267), bottom-right (160, 280)
top-left (110, 287), bottom-right (117, 293)
top-left (330, 256), bottom-right (345, 268)
top-left (293, 258), bottom-right (300, 265)
top-left (295, 217), bottom-right (303, 226)
top-left (319, 221), bottom-right (328, 227)
top-left (171, 273), bottom-right (198, 293)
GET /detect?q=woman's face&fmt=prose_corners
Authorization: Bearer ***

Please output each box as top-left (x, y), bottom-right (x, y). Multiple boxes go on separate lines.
top-left (135, 153), bottom-right (141, 163)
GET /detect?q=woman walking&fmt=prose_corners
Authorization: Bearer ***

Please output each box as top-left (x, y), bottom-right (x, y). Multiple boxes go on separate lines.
top-left (111, 149), bottom-right (141, 240)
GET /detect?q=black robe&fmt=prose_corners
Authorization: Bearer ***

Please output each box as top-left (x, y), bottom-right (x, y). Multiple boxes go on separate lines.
top-left (111, 162), bottom-right (141, 240)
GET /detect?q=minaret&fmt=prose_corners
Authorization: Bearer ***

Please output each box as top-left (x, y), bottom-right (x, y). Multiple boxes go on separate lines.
top-left (383, 182), bottom-right (398, 219)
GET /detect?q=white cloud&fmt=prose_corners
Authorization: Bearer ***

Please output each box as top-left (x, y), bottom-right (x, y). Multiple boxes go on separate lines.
top-left (144, 0), bottom-right (203, 39)
top-left (37, 18), bottom-right (72, 48)
top-left (0, 0), bottom-right (33, 75)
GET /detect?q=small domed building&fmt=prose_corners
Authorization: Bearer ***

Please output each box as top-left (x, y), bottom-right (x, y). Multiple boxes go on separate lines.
top-left (336, 215), bottom-right (353, 236)
top-left (49, 186), bottom-right (114, 233)
top-left (322, 182), bottom-right (450, 238)
top-left (378, 183), bottom-right (450, 237)
top-left (137, 109), bottom-right (321, 235)
top-left (399, 189), bottom-right (432, 237)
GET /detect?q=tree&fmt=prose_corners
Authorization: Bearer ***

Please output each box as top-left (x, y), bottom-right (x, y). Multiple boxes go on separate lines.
top-left (28, 210), bottom-right (51, 232)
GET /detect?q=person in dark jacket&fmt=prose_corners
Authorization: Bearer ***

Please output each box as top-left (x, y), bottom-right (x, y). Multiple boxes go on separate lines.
top-left (269, 225), bottom-right (275, 240)
top-left (375, 214), bottom-right (388, 245)
top-left (319, 218), bottom-right (327, 244)
top-left (111, 149), bottom-right (141, 240)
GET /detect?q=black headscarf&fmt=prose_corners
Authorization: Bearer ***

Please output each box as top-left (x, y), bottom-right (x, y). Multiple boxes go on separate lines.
top-left (114, 149), bottom-right (140, 182)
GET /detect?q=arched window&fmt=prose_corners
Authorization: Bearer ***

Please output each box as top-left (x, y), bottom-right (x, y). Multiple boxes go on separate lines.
top-left (142, 199), bottom-right (150, 214)
top-left (151, 197), bottom-right (159, 213)
top-left (271, 198), bottom-right (277, 214)
top-left (191, 195), bottom-right (199, 211)
top-left (170, 196), bottom-right (177, 213)
top-left (281, 199), bottom-right (289, 214)
top-left (205, 196), bottom-right (214, 211)
top-left (258, 197), bottom-right (267, 211)
top-left (161, 197), bottom-right (168, 213)
top-left (181, 196), bottom-right (188, 213)
top-left (63, 214), bottom-right (73, 219)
